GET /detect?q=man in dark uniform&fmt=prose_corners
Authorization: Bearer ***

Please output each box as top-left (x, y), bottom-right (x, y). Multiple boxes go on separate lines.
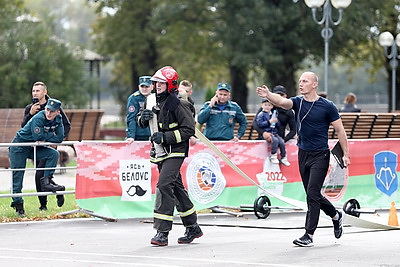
top-left (125, 76), bottom-right (152, 143)
top-left (21, 81), bottom-right (70, 211)
top-left (252, 85), bottom-right (296, 143)
top-left (137, 66), bottom-right (203, 246)
top-left (10, 98), bottom-right (65, 216)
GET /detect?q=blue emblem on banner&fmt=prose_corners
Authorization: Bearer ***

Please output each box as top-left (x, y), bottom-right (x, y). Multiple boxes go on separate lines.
top-left (374, 151), bottom-right (398, 196)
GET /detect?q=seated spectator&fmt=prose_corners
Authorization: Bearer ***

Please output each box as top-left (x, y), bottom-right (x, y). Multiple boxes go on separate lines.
top-left (197, 82), bottom-right (247, 141)
top-left (341, 93), bottom-right (361, 112)
top-left (256, 98), bottom-right (290, 166)
top-left (252, 85), bottom-right (296, 142)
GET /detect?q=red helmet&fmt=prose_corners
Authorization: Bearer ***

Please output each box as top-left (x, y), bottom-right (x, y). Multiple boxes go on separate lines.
top-left (151, 66), bottom-right (179, 93)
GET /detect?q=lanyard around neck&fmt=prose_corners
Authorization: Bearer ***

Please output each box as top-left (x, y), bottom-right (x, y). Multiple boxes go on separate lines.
top-left (297, 97), bottom-right (317, 132)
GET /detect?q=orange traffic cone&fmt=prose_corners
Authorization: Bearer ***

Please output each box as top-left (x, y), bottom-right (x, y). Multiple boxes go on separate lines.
top-left (388, 202), bottom-right (399, 226)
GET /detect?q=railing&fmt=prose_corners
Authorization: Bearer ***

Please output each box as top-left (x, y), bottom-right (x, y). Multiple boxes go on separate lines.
top-left (0, 141), bottom-right (77, 198)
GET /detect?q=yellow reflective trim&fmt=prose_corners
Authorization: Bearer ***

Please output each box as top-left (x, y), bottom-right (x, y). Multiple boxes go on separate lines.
top-left (179, 207), bottom-right (196, 217)
top-left (150, 152), bottom-right (186, 163)
top-left (154, 212), bottom-right (173, 221)
top-left (169, 122), bottom-right (178, 128)
top-left (174, 130), bottom-right (182, 143)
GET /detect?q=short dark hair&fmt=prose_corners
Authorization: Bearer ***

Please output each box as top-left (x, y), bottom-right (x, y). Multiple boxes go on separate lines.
top-left (33, 81), bottom-right (47, 90)
top-left (179, 80), bottom-right (192, 88)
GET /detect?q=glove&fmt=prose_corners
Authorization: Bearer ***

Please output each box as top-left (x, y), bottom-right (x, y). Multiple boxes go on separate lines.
top-left (140, 109), bottom-right (153, 123)
top-left (151, 132), bottom-right (165, 144)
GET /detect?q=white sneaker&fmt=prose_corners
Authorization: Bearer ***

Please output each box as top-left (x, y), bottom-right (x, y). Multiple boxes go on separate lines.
top-left (270, 154), bottom-right (279, 164)
top-left (280, 157), bottom-right (290, 166)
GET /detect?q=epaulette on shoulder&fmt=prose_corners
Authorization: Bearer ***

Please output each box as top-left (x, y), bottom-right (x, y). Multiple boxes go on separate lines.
top-left (229, 100), bottom-right (239, 106)
top-left (133, 91), bottom-right (140, 96)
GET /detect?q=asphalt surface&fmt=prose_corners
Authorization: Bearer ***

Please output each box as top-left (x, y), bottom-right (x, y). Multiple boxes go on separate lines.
top-left (0, 210), bottom-right (399, 266)
top-left (1, 168), bottom-right (399, 266)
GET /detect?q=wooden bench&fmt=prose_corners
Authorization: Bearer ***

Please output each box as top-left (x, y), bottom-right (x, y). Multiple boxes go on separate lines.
top-left (0, 109), bottom-right (25, 168)
top-left (0, 108), bottom-right (104, 168)
top-left (64, 109), bottom-right (104, 141)
top-left (328, 113), bottom-right (400, 139)
top-left (249, 112), bottom-right (400, 140)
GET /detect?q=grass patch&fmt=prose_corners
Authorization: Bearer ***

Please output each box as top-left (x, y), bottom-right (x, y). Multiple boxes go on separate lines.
top-left (26, 158), bottom-right (77, 168)
top-left (0, 189), bottom-right (90, 222)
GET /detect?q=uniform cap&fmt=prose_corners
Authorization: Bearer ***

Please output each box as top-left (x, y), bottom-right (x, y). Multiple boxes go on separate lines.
top-left (217, 82), bottom-right (231, 92)
top-left (45, 98), bottom-right (62, 111)
top-left (139, 76), bottom-right (152, 87)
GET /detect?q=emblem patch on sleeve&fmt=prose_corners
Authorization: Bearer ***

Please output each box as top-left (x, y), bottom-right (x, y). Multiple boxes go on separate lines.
top-left (34, 127), bottom-right (41, 134)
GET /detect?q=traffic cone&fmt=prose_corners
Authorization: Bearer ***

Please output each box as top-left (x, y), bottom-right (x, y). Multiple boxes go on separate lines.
top-left (388, 202), bottom-right (399, 226)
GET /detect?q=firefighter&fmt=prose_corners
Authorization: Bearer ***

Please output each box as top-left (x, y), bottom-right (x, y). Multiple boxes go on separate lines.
top-left (137, 66), bottom-right (203, 246)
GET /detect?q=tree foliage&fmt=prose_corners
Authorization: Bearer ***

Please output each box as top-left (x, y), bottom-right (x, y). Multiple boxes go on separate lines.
top-left (90, 0), bottom-right (400, 112)
top-left (338, 0), bottom-right (400, 111)
top-left (0, 0), bottom-right (93, 108)
top-left (90, 0), bottom-right (159, 115)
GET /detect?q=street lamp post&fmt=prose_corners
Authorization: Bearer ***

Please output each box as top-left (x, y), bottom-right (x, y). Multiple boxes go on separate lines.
top-left (305, 0), bottom-right (352, 95)
top-left (378, 31), bottom-right (400, 112)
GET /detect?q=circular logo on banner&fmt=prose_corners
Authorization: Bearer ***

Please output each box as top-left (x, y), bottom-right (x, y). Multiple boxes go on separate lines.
top-left (186, 152), bottom-right (226, 204)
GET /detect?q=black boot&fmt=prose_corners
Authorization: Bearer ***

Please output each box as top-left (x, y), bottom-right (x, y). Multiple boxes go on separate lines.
top-left (178, 224), bottom-right (203, 244)
top-left (40, 176), bottom-right (65, 192)
top-left (56, 195), bottom-right (65, 207)
top-left (49, 177), bottom-right (66, 191)
top-left (49, 177), bottom-right (65, 207)
top-left (150, 231), bottom-right (169, 246)
top-left (38, 197), bottom-right (47, 211)
top-left (12, 202), bottom-right (26, 217)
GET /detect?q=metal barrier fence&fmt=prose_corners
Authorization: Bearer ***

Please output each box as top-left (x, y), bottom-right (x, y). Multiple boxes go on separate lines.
top-left (0, 141), bottom-right (77, 198)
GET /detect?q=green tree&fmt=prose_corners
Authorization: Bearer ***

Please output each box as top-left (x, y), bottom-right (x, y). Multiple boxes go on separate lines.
top-left (0, 5), bottom-right (91, 108)
top-left (90, 0), bottom-right (392, 112)
top-left (338, 0), bottom-right (400, 111)
top-left (90, 0), bottom-right (158, 115)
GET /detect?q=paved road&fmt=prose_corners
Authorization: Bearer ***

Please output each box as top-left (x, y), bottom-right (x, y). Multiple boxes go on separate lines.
top-left (1, 168), bottom-right (399, 266)
top-left (0, 211), bottom-right (399, 266)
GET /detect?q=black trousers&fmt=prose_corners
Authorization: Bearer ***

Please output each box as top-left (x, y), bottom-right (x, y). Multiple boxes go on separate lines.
top-left (153, 157), bottom-right (197, 232)
top-left (35, 160), bottom-right (47, 206)
top-left (298, 149), bottom-right (337, 235)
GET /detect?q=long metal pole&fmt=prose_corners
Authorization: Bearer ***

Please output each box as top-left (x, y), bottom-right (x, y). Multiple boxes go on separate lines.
top-left (389, 43), bottom-right (398, 111)
top-left (392, 66), bottom-right (396, 111)
top-left (323, 19), bottom-right (330, 94)
top-left (311, 0), bottom-right (344, 95)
